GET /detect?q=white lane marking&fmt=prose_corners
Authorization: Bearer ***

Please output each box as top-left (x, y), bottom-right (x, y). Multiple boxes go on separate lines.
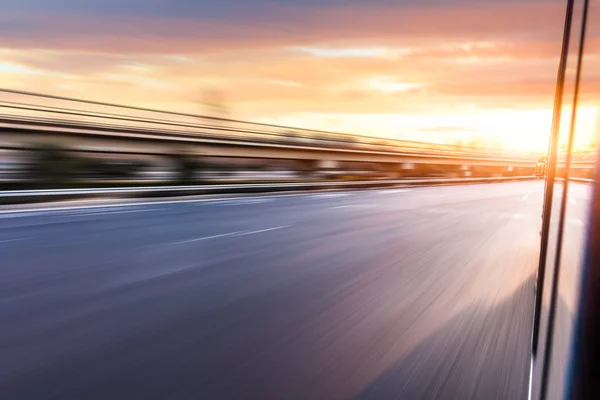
top-left (0, 237), bottom-right (35, 244)
top-left (173, 225), bottom-right (289, 245)
top-left (77, 209), bottom-right (159, 216)
top-left (213, 198), bottom-right (273, 206)
top-left (425, 207), bottom-right (538, 220)
top-left (231, 225), bottom-right (290, 237)
top-left (521, 191), bottom-right (537, 201)
top-left (63, 206), bottom-right (132, 214)
top-left (0, 191), bottom-right (324, 217)
top-left (377, 189), bottom-right (412, 195)
top-left (174, 231), bottom-right (244, 244)
top-left (0, 212), bottom-right (42, 219)
top-left (0, 207), bottom-right (158, 219)
top-left (309, 193), bottom-right (350, 199)
top-left (81, 208), bottom-right (160, 215)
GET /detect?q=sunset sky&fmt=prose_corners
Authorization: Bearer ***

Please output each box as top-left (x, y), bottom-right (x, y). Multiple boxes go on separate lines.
top-left (1, 0), bottom-right (598, 152)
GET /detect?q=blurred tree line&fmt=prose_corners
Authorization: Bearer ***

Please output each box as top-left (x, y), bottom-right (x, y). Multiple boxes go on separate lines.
top-left (25, 143), bottom-right (205, 188)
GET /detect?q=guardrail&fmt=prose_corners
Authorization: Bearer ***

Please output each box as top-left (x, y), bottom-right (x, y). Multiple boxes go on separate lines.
top-left (557, 177), bottom-right (594, 183)
top-left (0, 176), bottom-right (539, 203)
top-left (570, 177), bottom-right (594, 183)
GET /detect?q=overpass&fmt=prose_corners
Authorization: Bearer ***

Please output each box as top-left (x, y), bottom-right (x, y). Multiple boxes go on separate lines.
top-left (0, 88), bottom-right (594, 181)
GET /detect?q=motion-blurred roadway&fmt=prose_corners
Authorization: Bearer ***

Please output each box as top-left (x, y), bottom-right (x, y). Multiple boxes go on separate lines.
top-left (1, 181), bottom-right (586, 399)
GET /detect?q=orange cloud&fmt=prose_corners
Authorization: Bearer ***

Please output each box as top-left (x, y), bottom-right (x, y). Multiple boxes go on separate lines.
top-left (0, 0), bottom-right (597, 151)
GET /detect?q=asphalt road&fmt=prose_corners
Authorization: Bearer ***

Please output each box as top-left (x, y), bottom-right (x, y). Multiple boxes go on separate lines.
top-left (0, 180), bottom-right (583, 399)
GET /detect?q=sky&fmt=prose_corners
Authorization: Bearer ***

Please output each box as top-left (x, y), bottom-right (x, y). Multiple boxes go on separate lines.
top-left (1, 0), bottom-right (599, 152)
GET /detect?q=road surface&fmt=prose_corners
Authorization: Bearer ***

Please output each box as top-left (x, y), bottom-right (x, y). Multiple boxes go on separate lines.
top-left (0, 181), bottom-right (582, 399)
